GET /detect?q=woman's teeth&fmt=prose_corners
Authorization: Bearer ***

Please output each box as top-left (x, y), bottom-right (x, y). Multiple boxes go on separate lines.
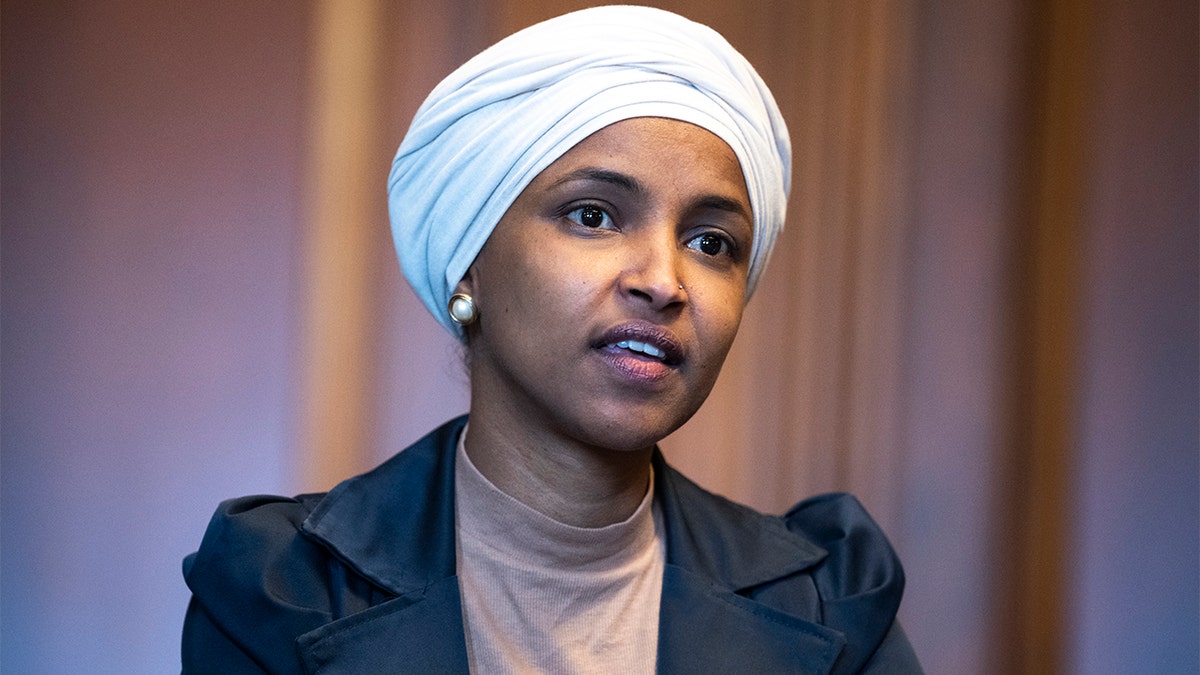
top-left (612, 340), bottom-right (666, 360)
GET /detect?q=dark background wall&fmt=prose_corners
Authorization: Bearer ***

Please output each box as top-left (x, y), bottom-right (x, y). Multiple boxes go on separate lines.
top-left (2, 1), bottom-right (1195, 672)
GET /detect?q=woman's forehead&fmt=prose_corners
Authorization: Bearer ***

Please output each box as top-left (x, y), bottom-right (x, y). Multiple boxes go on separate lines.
top-left (538, 118), bottom-right (748, 196)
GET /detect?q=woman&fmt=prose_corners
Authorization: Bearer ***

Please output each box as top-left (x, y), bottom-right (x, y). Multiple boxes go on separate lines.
top-left (183, 6), bottom-right (921, 673)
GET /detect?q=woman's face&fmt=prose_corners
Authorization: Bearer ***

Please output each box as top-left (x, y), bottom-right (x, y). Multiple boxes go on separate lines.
top-left (462, 117), bottom-right (753, 452)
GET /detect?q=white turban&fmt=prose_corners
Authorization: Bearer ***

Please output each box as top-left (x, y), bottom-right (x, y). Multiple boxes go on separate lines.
top-left (388, 5), bottom-right (791, 336)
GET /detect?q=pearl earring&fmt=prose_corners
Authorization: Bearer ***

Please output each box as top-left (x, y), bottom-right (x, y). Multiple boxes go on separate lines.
top-left (448, 293), bottom-right (478, 326)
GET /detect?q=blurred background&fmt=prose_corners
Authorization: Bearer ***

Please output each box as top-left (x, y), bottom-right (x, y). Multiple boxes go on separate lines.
top-left (2, 0), bottom-right (1196, 672)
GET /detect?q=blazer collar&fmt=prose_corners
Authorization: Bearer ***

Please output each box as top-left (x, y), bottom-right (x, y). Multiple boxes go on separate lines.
top-left (652, 449), bottom-right (827, 589)
top-left (299, 416), bottom-right (465, 597)
top-left (295, 418), bottom-right (468, 673)
top-left (299, 418), bottom-right (828, 595)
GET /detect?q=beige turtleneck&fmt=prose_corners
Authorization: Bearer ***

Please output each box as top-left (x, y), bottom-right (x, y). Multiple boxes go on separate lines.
top-left (454, 429), bottom-right (664, 674)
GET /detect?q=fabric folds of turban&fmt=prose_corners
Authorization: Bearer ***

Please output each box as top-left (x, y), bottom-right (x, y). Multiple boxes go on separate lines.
top-left (387, 5), bottom-right (792, 336)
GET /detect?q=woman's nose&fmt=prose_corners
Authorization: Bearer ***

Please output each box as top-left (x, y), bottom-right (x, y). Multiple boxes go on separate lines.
top-left (619, 231), bottom-right (686, 310)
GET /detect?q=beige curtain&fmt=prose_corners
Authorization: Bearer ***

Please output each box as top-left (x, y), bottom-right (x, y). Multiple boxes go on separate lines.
top-left (3, 0), bottom-right (1189, 671)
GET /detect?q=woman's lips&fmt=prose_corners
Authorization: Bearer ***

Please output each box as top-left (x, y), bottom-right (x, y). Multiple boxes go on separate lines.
top-left (592, 321), bottom-right (684, 384)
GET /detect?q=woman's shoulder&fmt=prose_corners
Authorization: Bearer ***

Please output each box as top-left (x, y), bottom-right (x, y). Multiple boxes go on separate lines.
top-left (781, 492), bottom-right (911, 671)
top-left (191, 492), bottom-right (323, 550)
top-left (181, 493), bottom-right (339, 672)
top-left (182, 491), bottom-right (348, 619)
top-left (781, 492), bottom-right (905, 599)
top-left (185, 492), bottom-right (324, 573)
top-left (183, 489), bottom-right (402, 672)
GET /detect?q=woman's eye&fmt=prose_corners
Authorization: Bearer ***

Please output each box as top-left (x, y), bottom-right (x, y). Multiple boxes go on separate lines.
top-left (687, 232), bottom-right (732, 257)
top-left (566, 205), bottom-right (613, 229)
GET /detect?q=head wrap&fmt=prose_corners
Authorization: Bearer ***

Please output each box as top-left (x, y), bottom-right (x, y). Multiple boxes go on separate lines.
top-left (388, 5), bottom-right (792, 336)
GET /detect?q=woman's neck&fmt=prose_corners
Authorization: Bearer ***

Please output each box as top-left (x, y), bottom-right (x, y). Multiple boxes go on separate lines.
top-left (462, 411), bottom-right (654, 529)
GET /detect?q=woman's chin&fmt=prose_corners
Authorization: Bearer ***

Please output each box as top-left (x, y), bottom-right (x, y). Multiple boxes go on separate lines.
top-left (562, 406), bottom-right (697, 454)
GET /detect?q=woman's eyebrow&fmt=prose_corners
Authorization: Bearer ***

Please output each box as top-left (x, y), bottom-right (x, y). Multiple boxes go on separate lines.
top-left (692, 194), bottom-right (751, 221)
top-left (549, 167), bottom-right (647, 196)
top-left (550, 167), bottom-right (750, 219)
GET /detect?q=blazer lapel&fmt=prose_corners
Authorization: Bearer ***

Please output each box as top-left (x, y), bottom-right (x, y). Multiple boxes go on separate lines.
top-left (296, 417), bottom-right (471, 673)
top-left (657, 565), bottom-right (843, 674)
top-left (654, 452), bottom-right (846, 673)
top-left (297, 576), bottom-right (470, 673)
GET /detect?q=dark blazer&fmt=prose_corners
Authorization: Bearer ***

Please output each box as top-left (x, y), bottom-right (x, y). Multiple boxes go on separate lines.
top-left (183, 416), bottom-right (921, 673)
